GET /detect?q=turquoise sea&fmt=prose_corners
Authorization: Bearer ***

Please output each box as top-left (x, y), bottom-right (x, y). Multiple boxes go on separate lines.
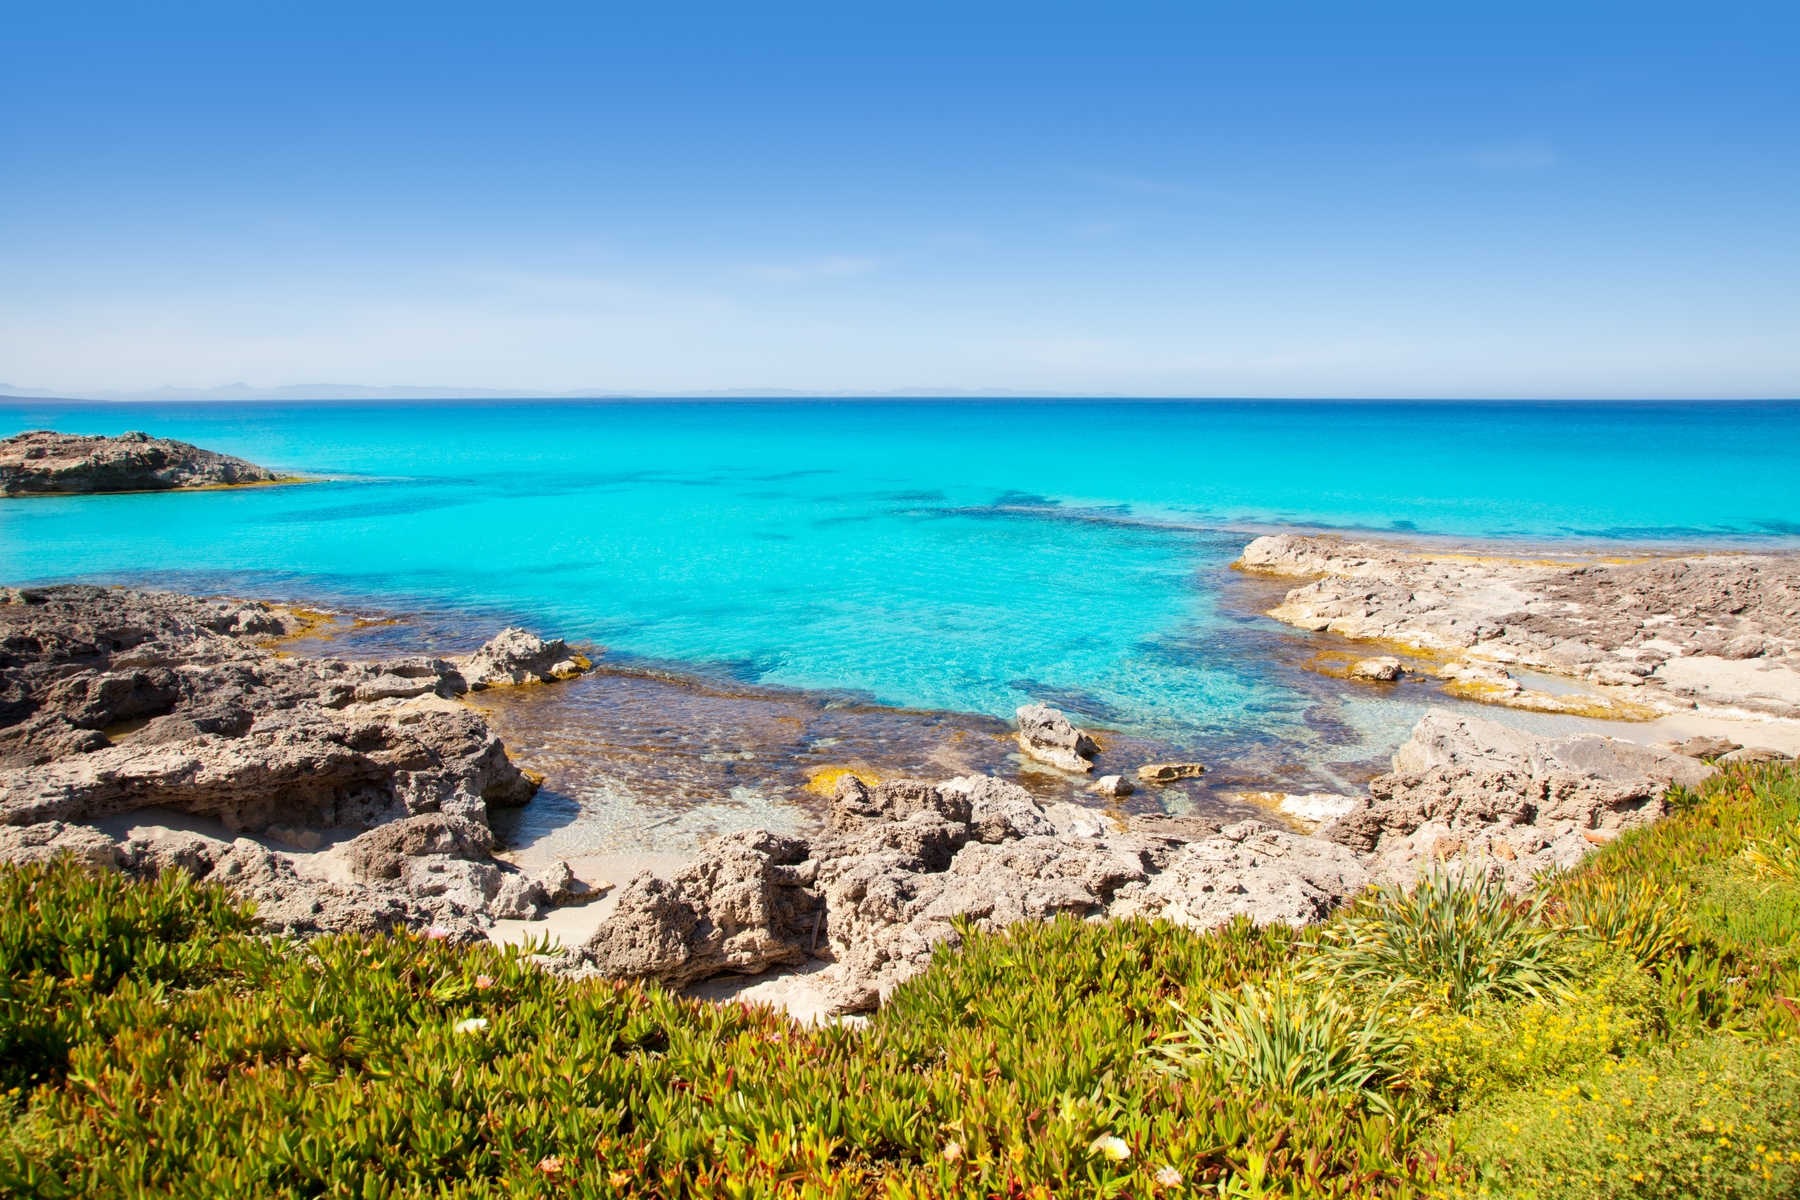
top-left (6, 399), bottom-right (1798, 850)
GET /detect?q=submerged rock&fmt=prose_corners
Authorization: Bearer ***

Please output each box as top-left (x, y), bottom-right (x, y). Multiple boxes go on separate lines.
top-left (1137, 762), bottom-right (1206, 783)
top-left (0, 430), bottom-right (287, 494)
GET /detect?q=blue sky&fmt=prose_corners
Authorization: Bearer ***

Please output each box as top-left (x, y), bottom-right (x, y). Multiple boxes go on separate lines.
top-left (1, 2), bottom-right (1795, 398)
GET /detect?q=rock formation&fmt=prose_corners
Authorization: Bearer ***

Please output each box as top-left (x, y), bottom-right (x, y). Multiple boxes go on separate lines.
top-left (0, 585), bottom-right (594, 939)
top-left (1318, 709), bottom-right (1715, 892)
top-left (578, 772), bottom-right (1365, 1012)
top-left (1, 430), bottom-right (288, 494)
top-left (1238, 533), bottom-right (1800, 719)
top-left (1015, 703), bottom-right (1100, 772)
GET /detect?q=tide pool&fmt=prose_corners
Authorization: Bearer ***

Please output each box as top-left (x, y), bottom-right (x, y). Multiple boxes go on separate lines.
top-left (5, 400), bottom-right (1797, 775)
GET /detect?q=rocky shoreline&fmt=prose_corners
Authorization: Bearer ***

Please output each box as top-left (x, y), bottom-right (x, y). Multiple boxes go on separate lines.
top-left (1239, 533), bottom-right (1800, 720)
top-left (0, 584), bottom-right (592, 942)
top-left (0, 429), bottom-right (290, 494)
top-left (1, 563), bottom-right (1793, 1017)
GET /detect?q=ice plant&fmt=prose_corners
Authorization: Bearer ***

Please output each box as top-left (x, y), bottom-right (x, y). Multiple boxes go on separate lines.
top-left (1090, 1135), bottom-right (1130, 1163)
top-left (1155, 1165), bottom-right (1183, 1186)
top-left (453, 1017), bottom-right (489, 1034)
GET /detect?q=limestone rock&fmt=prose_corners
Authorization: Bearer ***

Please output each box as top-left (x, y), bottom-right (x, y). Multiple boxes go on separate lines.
top-left (939, 774), bottom-right (1056, 843)
top-left (1657, 735), bottom-right (1741, 760)
top-left (1109, 820), bottom-right (1368, 929)
top-left (0, 430), bottom-right (286, 495)
top-left (1089, 774), bottom-right (1136, 797)
top-left (580, 830), bottom-right (818, 988)
top-left (1237, 533), bottom-right (1800, 718)
top-left (1348, 656), bottom-right (1404, 682)
top-left (1321, 709), bottom-right (1716, 891)
top-left (1015, 704), bottom-right (1098, 773)
top-left (457, 627), bottom-right (590, 689)
top-left (344, 813), bottom-right (495, 881)
top-left (1717, 746), bottom-right (1791, 765)
top-left (1137, 762), bottom-right (1206, 783)
top-left (0, 820), bottom-right (122, 871)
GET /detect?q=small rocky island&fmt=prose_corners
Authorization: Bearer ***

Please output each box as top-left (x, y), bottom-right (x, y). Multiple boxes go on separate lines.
top-left (0, 429), bottom-right (289, 494)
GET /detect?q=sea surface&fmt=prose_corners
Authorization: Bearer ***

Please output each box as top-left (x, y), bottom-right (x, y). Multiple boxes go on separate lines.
top-left (6, 399), bottom-right (1798, 855)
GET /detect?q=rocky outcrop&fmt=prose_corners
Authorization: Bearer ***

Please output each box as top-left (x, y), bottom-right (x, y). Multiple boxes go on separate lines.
top-left (0, 584), bottom-right (596, 939)
top-left (1, 430), bottom-right (287, 495)
top-left (579, 772), bottom-right (1362, 1013)
top-left (1238, 533), bottom-right (1800, 719)
top-left (1138, 762), bottom-right (1206, 783)
top-left (1015, 703), bottom-right (1099, 772)
top-left (1319, 709), bottom-right (1715, 892)
top-left (456, 627), bottom-right (591, 689)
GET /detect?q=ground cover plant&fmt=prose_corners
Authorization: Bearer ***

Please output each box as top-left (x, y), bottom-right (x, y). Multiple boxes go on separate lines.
top-left (2, 764), bottom-right (1797, 1197)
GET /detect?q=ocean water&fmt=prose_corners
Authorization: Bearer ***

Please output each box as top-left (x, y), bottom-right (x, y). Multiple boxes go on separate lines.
top-left (6, 399), bottom-right (1798, 852)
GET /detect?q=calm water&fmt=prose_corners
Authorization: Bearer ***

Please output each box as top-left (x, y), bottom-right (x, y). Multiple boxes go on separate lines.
top-left (6, 399), bottom-right (1797, 852)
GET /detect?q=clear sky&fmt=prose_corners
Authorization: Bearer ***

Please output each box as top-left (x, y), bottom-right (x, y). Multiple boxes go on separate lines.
top-left (2, 2), bottom-right (1795, 398)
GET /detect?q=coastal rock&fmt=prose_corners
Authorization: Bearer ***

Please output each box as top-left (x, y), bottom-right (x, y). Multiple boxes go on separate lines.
top-left (1109, 820), bottom-right (1369, 928)
top-left (1088, 774), bottom-right (1136, 797)
top-left (1348, 656), bottom-right (1404, 682)
top-left (457, 627), bottom-right (591, 689)
top-left (1015, 703), bottom-right (1099, 773)
top-left (1, 430), bottom-right (285, 495)
top-left (0, 584), bottom-right (564, 940)
top-left (1137, 762), bottom-right (1206, 783)
top-left (0, 820), bottom-right (123, 871)
top-left (1656, 735), bottom-right (1741, 760)
top-left (1716, 746), bottom-right (1791, 765)
top-left (343, 813), bottom-right (495, 881)
top-left (580, 830), bottom-right (819, 988)
top-left (939, 774), bottom-right (1056, 843)
top-left (1319, 709), bottom-right (1715, 891)
top-left (1238, 533), bottom-right (1800, 719)
top-left (576, 769), bottom-right (1359, 1014)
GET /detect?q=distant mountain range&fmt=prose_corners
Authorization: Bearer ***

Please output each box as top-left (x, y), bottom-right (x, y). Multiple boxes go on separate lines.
top-left (0, 383), bottom-right (1100, 402)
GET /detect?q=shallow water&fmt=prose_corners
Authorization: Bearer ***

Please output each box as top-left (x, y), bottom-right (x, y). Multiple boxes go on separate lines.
top-left (6, 399), bottom-right (1798, 855)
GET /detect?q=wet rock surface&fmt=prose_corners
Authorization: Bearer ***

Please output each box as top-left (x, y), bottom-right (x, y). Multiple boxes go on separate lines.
top-left (1240, 533), bottom-right (1800, 718)
top-left (1, 430), bottom-right (287, 494)
top-left (0, 585), bottom-right (591, 940)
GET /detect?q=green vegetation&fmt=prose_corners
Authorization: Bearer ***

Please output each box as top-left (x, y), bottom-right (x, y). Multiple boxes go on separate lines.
top-left (2, 764), bottom-right (1798, 1197)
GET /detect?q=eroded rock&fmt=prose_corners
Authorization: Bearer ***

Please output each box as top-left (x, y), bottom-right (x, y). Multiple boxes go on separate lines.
top-left (1016, 703), bottom-right (1099, 773)
top-left (1319, 709), bottom-right (1715, 891)
top-left (1, 430), bottom-right (287, 495)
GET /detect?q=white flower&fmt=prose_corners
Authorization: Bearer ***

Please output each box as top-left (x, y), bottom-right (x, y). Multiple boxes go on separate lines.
top-left (942, 1141), bottom-right (964, 1162)
top-left (454, 1017), bottom-right (489, 1034)
top-left (1155, 1165), bottom-right (1183, 1187)
top-left (1090, 1135), bottom-right (1130, 1163)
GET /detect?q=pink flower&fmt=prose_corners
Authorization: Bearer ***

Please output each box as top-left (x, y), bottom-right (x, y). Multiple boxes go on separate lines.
top-left (425, 926), bottom-right (453, 941)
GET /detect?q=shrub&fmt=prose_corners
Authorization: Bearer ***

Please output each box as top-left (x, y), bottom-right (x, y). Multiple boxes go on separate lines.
top-left (1406, 943), bottom-right (1650, 1107)
top-left (1305, 871), bottom-right (1569, 1013)
top-left (1446, 1032), bottom-right (1800, 1199)
top-left (0, 859), bottom-right (264, 1092)
top-left (1153, 979), bottom-right (1412, 1115)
